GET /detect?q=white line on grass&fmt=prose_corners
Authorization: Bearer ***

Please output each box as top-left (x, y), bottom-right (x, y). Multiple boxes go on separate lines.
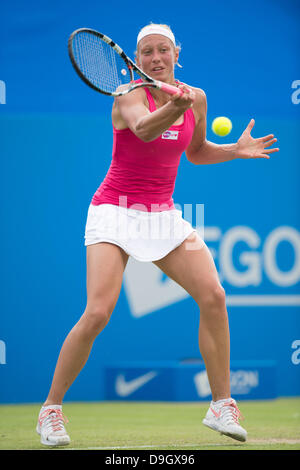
top-left (66, 439), bottom-right (300, 450)
top-left (67, 443), bottom-right (238, 450)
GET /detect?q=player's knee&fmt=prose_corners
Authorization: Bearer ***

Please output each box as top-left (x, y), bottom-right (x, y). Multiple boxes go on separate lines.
top-left (199, 284), bottom-right (226, 313)
top-left (81, 305), bottom-right (112, 337)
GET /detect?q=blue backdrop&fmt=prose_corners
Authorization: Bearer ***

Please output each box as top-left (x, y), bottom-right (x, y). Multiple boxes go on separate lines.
top-left (0, 0), bottom-right (299, 403)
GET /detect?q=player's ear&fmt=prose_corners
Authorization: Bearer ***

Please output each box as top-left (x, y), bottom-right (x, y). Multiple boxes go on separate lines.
top-left (135, 49), bottom-right (140, 67)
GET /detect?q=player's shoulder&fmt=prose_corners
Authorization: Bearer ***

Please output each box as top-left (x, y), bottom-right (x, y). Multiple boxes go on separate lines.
top-left (178, 81), bottom-right (206, 105)
top-left (190, 86), bottom-right (207, 118)
top-left (114, 83), bottom-right (146, 105)
top-left (178, 81), bottom-right (205, 95)
top-left (192, 86), bottom-right (207, 103)
top-left (183, 85), bottom-right (207, 124)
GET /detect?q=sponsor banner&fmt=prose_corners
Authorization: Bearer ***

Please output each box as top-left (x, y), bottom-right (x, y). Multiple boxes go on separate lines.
top-left (176, 361), bottom-right (277, 401)
top-left (105, 365), bottom-right (176, 401)
top-left (104, 361), bottom-right (277, 401)
top-left (124, 225), bottom-right (300, 319)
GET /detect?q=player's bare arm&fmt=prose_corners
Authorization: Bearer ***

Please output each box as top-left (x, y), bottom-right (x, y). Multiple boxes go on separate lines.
top-left (113, 85), bottom-right (195, 142)
top-left (186, 90), bottom-right (279, 165)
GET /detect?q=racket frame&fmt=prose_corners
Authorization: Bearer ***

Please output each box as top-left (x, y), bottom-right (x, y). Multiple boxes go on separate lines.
top-left (68, 28), bottom-right (180, 97)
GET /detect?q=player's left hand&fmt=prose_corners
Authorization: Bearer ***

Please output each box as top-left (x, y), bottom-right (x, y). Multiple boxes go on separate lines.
top-left (236, 119), bottom-right (279, 159)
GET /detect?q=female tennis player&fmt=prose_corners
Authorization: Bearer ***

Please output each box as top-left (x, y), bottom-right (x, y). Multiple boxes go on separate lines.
top-left (36, 24), bottom-right (279, 446)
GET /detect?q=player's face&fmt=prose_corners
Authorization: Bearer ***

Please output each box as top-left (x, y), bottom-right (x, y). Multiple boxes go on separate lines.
top-left (136, 35), bottom-right (178, 82)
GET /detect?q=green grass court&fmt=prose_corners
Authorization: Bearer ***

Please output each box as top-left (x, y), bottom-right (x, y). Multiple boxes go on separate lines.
top-left (1, 398), bottom-right (299, 450)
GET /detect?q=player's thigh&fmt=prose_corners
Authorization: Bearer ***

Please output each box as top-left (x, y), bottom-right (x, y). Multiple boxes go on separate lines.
top-left (153, 232), bottom-right (224, 306)
top-left (86, 242), bottom-right (129, 313)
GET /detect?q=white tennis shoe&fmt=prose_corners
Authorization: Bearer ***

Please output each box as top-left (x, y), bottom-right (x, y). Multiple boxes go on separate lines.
top-left (36, 405), bottom-right (70, 446)
top-left (202, 398), bottom-right (247, 442)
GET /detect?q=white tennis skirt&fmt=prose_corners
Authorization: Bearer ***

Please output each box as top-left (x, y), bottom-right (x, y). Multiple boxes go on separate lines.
top-left (84, 203), bottom-right (204, 262)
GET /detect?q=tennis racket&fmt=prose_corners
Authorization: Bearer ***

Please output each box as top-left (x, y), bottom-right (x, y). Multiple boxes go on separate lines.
top-left (68, 28), bottom-right (182, 97)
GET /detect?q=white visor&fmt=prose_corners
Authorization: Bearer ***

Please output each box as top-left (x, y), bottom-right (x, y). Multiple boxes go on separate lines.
top-left (137, 25), bottom-right (176, 47)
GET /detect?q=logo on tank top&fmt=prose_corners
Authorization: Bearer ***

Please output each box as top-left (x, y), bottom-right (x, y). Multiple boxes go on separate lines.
top-left (161, 130), bottom-right (179, 140)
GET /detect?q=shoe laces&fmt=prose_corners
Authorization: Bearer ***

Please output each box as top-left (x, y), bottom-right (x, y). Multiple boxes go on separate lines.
top-left (221, 400), bottom-right (244, 425)
top-left (39, 409), bottom-right (69, 433)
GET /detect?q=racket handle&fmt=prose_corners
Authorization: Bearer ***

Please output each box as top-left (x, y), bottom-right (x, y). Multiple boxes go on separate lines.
top-left (158, 81), bottom-right (183, 96)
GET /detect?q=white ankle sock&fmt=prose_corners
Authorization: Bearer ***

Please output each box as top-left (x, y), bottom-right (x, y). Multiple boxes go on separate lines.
top-left (212, 398), bottom-right (232, 406)
top-left (40, 404), bottom-right (62, 413)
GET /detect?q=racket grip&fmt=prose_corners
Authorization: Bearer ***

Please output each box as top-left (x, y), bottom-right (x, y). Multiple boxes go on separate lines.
top-left (158, 81), bottom-right (183, 96)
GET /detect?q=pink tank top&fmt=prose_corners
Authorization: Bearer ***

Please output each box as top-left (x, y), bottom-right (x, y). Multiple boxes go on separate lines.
top-left (91, 84), bottom-right (195, 212)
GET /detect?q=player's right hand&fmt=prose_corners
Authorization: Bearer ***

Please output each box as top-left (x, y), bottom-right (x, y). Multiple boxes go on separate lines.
top-left (171, 84), bottom-right (196, 109)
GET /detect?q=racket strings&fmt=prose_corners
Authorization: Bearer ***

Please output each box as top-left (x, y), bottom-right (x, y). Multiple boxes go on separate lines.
top-left (72, 32), bottom-right (130, 93)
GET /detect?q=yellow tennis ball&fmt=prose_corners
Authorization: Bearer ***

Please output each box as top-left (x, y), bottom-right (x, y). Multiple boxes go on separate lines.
top-left (212, 116), bottom-right (232, 136)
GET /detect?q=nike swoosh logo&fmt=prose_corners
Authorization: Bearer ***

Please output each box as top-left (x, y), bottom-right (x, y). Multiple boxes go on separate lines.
top-left (115, 371), bottom-right (158, 397)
